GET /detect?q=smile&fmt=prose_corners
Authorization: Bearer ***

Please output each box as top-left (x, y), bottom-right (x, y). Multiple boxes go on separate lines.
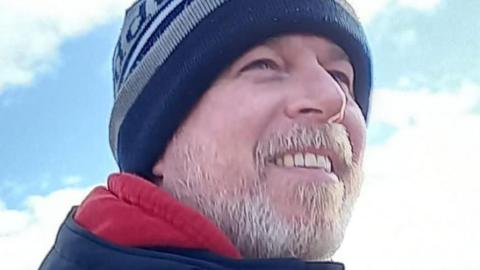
top-left (273, 152), bottom-right (333, 173)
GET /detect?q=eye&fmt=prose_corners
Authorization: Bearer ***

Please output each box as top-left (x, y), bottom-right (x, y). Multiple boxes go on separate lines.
top-left (328, 70), bottom-right (352, 92)
top-left (240, 59), bottom-right (279, 72)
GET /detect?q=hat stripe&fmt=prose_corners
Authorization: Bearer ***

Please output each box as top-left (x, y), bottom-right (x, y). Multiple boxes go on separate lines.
top-left (123, 0), bottom-right (186, 86)
top-left (124, 0), bottom-right (196, 88)
top-left (110, 0), bottom-right (227, 161)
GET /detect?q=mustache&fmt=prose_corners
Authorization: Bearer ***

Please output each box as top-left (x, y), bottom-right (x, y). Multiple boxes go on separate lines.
top-left (254, 123), bottom-right (353, 171)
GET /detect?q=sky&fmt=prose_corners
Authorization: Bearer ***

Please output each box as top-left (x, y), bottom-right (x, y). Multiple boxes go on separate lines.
top-left (0, 0), bottom-right (479, 269)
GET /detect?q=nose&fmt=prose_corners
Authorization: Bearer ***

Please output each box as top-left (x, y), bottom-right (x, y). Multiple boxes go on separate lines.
top-left (284, 66), bottom-right (346, 123)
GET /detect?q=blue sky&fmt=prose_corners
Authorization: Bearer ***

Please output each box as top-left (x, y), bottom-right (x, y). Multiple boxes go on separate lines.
top-left (0, 22), bottom-right (118, 208)
top-left (1, 1), bottom-right (479, 269)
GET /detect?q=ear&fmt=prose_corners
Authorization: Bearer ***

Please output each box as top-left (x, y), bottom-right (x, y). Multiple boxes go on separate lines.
top-left (151, 160), bottom-right (165, 185)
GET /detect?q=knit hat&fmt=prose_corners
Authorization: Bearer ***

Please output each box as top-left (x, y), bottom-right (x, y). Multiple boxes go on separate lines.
top-left (110, 0), bottom-right (372, 179)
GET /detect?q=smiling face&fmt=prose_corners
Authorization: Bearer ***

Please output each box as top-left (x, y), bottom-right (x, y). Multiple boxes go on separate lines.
top-left (152, 34), bottom-right (366, 259)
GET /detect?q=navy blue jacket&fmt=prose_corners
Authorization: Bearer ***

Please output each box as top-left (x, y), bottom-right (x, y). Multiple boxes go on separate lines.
top-left (40, 210), bottom-right (344, 270)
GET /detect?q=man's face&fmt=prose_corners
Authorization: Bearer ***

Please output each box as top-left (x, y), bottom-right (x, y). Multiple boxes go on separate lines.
top-left (153, 34), bottom-right (366, 259)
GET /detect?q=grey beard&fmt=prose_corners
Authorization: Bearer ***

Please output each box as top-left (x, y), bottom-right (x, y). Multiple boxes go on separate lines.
top-left (162, 123), bottom-right (363, 259)
top-left (165, 162), bottom-right (362, 260)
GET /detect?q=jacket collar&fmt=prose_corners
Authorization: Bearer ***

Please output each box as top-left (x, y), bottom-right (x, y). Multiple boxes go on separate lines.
top-left (74, 173), bottom-right (241, 258)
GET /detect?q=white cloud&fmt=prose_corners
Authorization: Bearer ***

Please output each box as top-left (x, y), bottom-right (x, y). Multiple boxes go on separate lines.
top-left (62, 175), bottom-right (83, 186)
top-left (348, 0), bottom-right (391, 23)
top-left (0, 183), bottom-right (93, 270)
top-left (0, 0), bottom-right (133, 93)
top-left (335, 82), bottom-right (480, 269)
top-left (398, 0), bottom-right (442, 11)
top-left (391, 29), bottom-right (418, 48)
top-left (369, 82), bottom-right (480, 128)
top-left (349, 0), bottom-right (443, 23)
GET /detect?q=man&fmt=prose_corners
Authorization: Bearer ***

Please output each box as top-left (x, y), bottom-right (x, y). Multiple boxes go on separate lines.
top-left (40, 0), bottom-right (372, 269)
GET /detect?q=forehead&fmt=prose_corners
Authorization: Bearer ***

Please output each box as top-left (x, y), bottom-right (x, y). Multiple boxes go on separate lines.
top-left (251, 34), bottom-right (350, 63)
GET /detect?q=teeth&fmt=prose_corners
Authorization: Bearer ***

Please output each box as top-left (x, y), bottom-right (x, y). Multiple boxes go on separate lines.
top-left (317, 155), bottom-right (326, 168)
top-left (326, 158), bottom-right (332, 172)
top-left (294, 153), bottom-right (304, 167)
top-left (304, 153), bottom-right (317, 167)
top-left (316, 155), bottom-right (332, 172)
top-left (275, 152), bottom-right (333, 172)
top-left (283, 155), bottom-right (294, 167)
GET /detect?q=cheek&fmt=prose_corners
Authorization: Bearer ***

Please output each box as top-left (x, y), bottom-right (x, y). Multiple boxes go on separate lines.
top-left (173, 86), bottom-right (279, 191)
top-left (194, 84), bottom-right (280, 149)
top-left (342, 100), bottom-right (367, 165)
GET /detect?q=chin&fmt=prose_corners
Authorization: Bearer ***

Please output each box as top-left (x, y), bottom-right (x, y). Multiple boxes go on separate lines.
top-left (278, 186), bottom-right (350, 259)
top-left (264, 165), bottom-right (362, 259)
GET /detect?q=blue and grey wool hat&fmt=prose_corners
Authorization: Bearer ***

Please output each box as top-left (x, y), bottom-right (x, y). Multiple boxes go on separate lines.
top-left (110, 0), bottom-right (372, 179)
